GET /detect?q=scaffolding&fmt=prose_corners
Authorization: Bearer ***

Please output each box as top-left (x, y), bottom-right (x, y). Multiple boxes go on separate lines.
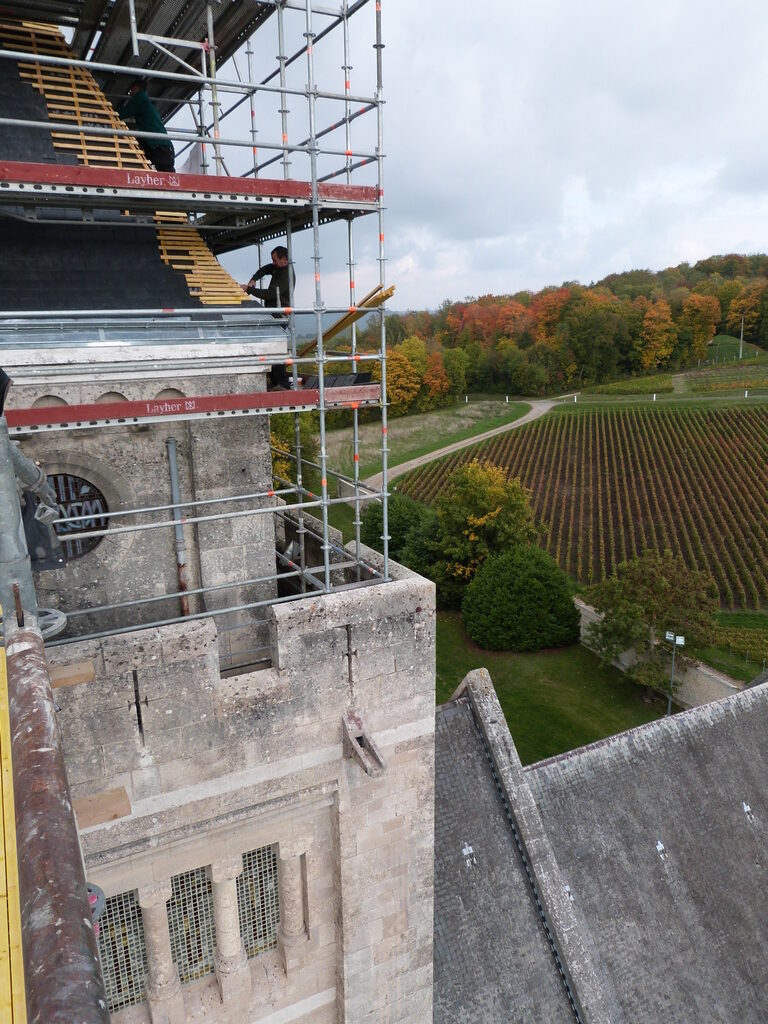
top-left (0, 0), bottom-right (391, 668)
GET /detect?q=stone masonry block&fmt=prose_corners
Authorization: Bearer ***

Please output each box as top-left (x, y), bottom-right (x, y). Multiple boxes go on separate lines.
top-left (59, 699), bottom-right (139, 754)
top-left (100, 628), bottom-right (164, 676)
top-left (54, 671), bottom-right (135, 713)
top-left (158, 618), bottom-right (218, 664)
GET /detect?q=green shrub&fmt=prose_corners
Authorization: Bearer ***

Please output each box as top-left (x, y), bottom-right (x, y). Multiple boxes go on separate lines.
top-left (461, 545), bottom-right (580, 651)
top-left (360, 493), bottom-right (428, 563)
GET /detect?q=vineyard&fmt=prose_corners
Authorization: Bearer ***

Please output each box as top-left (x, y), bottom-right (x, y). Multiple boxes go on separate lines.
top-left (397, 405), bottom-right (768, 608)
top-left (688, 361), bottom-right (768, 393)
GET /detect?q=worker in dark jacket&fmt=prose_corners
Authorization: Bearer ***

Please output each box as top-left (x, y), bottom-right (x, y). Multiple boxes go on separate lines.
top-left (243, 246), bottom-right (297, 389)
top-left (117, 79), bottom-right (175, 172)
top-left (243, 246), bottom-right (295, 310)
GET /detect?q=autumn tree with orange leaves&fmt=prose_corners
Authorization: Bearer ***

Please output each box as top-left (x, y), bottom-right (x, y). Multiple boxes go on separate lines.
top-left (638, 299), bottom-right (677, 370)
top-left (678, 293), bottom-right (721, 361)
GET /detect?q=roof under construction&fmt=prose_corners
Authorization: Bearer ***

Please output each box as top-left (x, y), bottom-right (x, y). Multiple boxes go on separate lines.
top-left (0, 1), bottom-right (275, 113)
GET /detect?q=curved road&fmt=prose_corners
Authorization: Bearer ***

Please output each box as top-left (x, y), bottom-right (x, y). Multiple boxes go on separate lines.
top-left (363, 398), bottom-right (560, 491)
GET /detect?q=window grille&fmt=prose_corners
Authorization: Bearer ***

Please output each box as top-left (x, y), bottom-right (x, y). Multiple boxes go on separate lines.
top-left (97, 890), bottom-right (148, 1013)
top-left (167, 866), bottom-right (217, 983)
top-left (237, 845), bottom-right (281, 957)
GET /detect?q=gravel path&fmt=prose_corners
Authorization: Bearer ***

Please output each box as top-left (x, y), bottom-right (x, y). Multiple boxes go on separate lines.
top-left (363, 398), bottom-right (558, 490)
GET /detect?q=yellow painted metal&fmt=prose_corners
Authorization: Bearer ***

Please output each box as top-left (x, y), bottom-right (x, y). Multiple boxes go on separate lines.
top-left (0, 646), bottom-right (26, 1023)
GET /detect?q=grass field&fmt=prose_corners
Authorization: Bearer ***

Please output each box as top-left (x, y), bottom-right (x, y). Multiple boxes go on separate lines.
top-left (437, 612), bottom-right (664, 764)
top-left (707, 334), bottom-right (767, 363)
top-left (581, 336), bottom-right (767, 398)
top-left (325, 399), bottom-right (530, 479)
top-left (399, 403), bottom-right (768, 608)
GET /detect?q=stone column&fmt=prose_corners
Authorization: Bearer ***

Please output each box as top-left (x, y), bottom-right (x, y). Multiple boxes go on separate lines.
top-left (277, 843), bottom-right (309, 973)
top-left (211, 857), bottom-right (252, 1009)
top-left (138, 881), bottom-right (185, 1024)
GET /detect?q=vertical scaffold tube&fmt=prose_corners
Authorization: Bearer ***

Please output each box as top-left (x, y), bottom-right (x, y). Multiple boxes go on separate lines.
top-left (206, 3), bottom-right (224, 173)
top-left (246, 38), bottom-right (258, 175)
top-left (304, 0), bottom-right (331, 591)
top-left (375, 0), bottom-right (389, 580)
top-left (0, 419), bottom-right (37, 626)
top-left (277, 2), bottom-right (292, 180)
top-left (198, 48), bottom-right (209, 175)
top-left (343, 2), bottom-right (362, 571)
top-left (285, 220), bottom-right (308, 589)
top-left (166, 437), bottom-right (190, 617)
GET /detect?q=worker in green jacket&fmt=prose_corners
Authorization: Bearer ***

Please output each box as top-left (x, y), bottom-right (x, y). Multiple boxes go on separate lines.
top-left (118, 80), bottom-right (175, 172)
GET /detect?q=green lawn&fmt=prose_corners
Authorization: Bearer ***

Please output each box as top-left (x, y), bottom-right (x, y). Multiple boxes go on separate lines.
top-left (436, 612), bottom-right (664, 765)
top-left (693, 647), bottom-right (764, 684)
top-left (694, 608), bottom-right (768, 682)
top-left (326, 500), bottom-right (360, 542)
top-left (706, 333), bottom-right (767, 363)
top-left (326, 399), bottom-right (530, 479)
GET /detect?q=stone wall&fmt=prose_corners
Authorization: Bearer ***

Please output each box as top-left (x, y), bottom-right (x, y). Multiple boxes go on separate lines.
top-left (9, 372), bottom-right (276, 668)
top-left (49, 550), bottom-right (435, 1023)
top-left (575, 598), bottom-right (741, 708)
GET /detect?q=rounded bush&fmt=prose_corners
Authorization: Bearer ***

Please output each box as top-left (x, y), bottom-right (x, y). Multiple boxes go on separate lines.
top-left (461, 545), bottom-right (580, 651)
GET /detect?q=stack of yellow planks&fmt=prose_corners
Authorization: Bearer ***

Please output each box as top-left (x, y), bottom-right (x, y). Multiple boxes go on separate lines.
top-left (155, 216), bottom-right (247, 306)
top-left (1, 19), bottom-right (247, 307)
top-left (0, 19), bottom-right (147, 169)
top-left (0, 647), bottom-right (26, 1023)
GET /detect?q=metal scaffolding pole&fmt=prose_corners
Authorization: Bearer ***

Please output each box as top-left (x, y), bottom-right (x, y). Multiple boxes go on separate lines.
top-left (276, 1), bottom-right (292, 181)
top-left (343, 0), bottom-right (363, 570)
top-left (0, 421), bottom-right (37, 627)
top-left (375, 0), bottom-right (390, 581)
top-left (0, 0), bottom-right (391, 643)
top-left (304, 0), bottom-right (332, 591)
top-left (205, 1), bottom-right (225, 174)
top-left (245, 37), bottom-right (259, 175)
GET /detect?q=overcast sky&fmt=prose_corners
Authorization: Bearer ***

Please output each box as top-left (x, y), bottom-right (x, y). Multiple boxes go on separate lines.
top-left (221, 0), bottom-right (768, 311)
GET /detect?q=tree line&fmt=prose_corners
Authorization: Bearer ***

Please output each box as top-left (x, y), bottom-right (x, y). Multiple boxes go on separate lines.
top-left (353, 252), bottom-right (768, 411)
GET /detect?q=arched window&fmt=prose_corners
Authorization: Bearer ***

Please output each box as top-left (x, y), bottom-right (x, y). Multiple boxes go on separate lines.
top-left (48, 473), bottom-right (109, 558)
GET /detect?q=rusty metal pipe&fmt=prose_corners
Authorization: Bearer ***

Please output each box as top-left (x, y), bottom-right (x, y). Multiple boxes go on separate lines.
top-left (5, 625), bottom-right (109, 1024)
top-left (166, 437), bottom-right (190, 616)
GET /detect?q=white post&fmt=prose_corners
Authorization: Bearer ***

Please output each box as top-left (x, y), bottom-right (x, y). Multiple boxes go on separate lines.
top-left (745, 390), bottom-right (749, 398)
top-left (573, 394), bottom-right (577, 403)
top-left (465, 395), bottom-right (468, 403)
top-left (653, 393), bottom-right (656, 402)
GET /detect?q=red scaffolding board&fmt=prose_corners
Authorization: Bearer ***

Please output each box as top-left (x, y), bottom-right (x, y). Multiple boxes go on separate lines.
top-left (5, 384), bottom-right (381, 433)
top-left (0, 161), bottom-right (379, 208)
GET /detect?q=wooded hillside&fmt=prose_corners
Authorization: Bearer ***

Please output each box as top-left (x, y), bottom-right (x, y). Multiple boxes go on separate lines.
top-left (357, 254), bottom-right (768, 404)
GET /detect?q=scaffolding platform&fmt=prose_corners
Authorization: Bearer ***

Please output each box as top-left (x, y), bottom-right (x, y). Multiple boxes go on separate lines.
top-left (4, 384), bottom-right (381, 433)
top-left (0, 160), bottom-right (379, 226)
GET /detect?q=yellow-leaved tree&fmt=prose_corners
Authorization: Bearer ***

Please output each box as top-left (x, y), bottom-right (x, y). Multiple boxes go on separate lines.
top-left (679, 293), bottom-right (721, 361)
top-left (638, 299), bottom-right (677, 370)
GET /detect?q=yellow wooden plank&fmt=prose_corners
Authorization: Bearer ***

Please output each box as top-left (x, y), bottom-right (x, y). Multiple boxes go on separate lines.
top-left (0, 894), bottom-right (11, 1021)
top-left (0, 646), bottom-right (26, 1023)
top-left (73, 787), bottom-right (131, 829)
top-left (49, 661), bottom-right (95, 689)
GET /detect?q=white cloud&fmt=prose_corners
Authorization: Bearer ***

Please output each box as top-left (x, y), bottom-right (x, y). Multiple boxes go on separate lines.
top-left (375, 0), bottom-right (768, 307)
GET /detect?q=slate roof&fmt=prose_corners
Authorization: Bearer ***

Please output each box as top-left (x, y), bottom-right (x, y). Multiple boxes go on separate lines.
top-left (527, 685), bottom-right (768, 1024)
top-left (435, 672), bottom-right (768, 1024)
top-left (0, 55), bottom-right (202, 312)
top-left (433, 699), bottom-right (576, 1024)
